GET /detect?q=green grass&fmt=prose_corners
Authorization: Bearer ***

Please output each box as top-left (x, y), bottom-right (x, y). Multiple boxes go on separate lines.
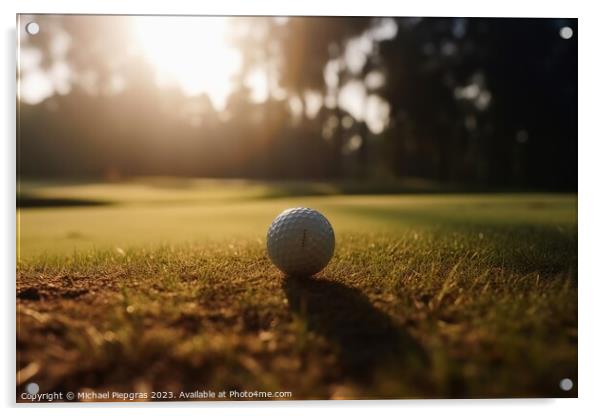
top-left (16, 179), bottom-right (577, 400)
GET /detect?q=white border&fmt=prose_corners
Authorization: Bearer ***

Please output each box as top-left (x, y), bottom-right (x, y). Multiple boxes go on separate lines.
top-left (8, 0), bottom-right (582, 17)
top-left (3, 1), bottom-right (601, 415)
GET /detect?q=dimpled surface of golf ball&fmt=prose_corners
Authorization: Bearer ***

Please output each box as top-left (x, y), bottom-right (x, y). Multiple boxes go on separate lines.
top-left (267, 207), bottom-right (335, 276)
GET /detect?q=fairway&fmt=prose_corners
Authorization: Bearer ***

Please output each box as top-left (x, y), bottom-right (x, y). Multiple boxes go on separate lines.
top-left (18, 179), bottom-right (576, 259)
top-left (16, 180), bottom-right (578, 399)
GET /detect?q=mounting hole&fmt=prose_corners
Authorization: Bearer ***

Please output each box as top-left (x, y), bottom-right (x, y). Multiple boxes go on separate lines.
top-left (26, 22), bottom-right (40, 36)
top-left (26, 382), bottom-right (40, 394)
top-left (559, 26), bottom-right (573, 40)
top-left (559, 378), bottom-right (573, 391)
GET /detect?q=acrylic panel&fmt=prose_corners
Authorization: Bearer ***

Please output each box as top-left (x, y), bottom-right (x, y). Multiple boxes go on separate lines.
top-left (16, 14), bottom-right (577, 402)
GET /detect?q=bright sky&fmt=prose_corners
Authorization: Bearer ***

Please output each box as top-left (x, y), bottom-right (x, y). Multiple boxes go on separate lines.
top-left (131, 16), bottom-right (241, 111)
top-left (18, 16), bottom-right (394, 134)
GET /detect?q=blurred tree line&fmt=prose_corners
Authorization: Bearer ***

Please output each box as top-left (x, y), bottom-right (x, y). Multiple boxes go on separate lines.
top-left (18, 16), bottom-right (577, 190)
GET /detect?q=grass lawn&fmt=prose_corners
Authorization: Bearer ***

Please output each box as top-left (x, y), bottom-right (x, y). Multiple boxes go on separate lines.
top-left (16, 178), bottom-right (578, 400)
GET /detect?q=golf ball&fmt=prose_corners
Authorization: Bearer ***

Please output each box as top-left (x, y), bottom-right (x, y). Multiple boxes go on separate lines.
top-left (267, 207), bottom-right (335, 276)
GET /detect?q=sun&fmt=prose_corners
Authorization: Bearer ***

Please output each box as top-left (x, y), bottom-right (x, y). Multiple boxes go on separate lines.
top-left (131, 16), bottom-right (241, 110)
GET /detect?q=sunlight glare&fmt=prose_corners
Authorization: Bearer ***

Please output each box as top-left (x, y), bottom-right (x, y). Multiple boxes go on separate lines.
top-left (132, 17), bottom-right (241, 110)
